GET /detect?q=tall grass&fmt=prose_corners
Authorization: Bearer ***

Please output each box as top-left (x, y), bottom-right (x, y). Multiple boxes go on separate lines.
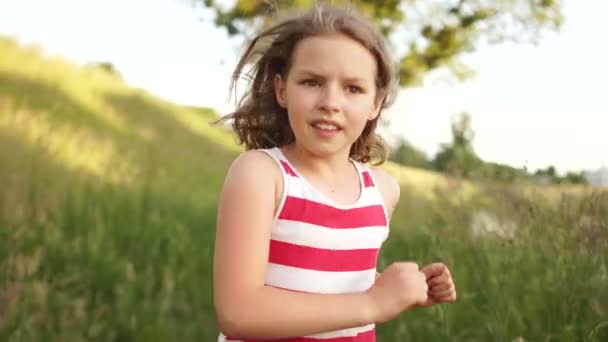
top-left (379, 183), bottom-right (608, 341)
top-left (1, 37), bottom-right (607, 341)
top-left (1, 181), bottom-right (221, 341)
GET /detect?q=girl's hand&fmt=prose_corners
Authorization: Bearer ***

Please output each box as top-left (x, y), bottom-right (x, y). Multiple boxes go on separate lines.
top-left (418, 263), bottom-right (457, 307)
top-left (365, 262), bottom-right (428, 323)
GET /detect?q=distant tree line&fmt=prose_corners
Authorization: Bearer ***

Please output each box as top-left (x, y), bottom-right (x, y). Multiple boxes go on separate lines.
top-left (389, 113), bottom-right (587, 185)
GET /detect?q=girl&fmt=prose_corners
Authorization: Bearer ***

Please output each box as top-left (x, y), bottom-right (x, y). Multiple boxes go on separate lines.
top-left (213, 4), bottom-right (457, 341)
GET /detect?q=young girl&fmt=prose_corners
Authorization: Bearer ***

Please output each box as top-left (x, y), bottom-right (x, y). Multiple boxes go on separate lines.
top-left (213, 4), bottom-right (457, 341)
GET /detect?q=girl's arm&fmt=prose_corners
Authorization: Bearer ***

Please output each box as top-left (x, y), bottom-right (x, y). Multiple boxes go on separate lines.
top-left (213, 151), bottom-right (378, 339)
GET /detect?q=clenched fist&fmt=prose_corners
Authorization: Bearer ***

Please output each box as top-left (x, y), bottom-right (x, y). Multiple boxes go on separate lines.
top-left (365, 262), bottom-right (428, 323)
top-left (418, 262), bottom-right (457, 307)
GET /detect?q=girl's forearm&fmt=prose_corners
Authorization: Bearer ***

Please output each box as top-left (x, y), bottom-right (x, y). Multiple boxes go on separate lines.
top-left (216, 286), bottom-right (377, 339)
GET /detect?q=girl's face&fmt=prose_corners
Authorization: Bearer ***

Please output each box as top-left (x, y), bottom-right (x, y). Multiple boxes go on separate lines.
top-left (274, 34), bottom-right (382, 159)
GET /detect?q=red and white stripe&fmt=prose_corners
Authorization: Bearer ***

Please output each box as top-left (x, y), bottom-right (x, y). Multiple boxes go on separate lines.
top-left (222, 325), bottom-right (375, 342)
top-left (218, 148), bottom-right (388, 342)
top-left (265, 263), bottom-right (377, 294)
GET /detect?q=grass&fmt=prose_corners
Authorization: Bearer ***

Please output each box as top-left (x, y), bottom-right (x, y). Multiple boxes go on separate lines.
top-left (1, 37), bottom-right (607, 341)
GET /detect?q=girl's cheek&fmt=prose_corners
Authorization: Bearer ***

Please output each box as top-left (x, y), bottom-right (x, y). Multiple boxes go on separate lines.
top-left (344, 101), bottom-right (376, 117)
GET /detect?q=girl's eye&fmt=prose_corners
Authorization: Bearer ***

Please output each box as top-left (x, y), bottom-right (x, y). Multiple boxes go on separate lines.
top-left (302, 80), bottom-right (320, 87)
top-left (347, 85), bottom-right (364, 94)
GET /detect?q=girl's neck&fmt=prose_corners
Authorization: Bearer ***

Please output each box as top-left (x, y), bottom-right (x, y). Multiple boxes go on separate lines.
top-left (281, 143), bottom-right (353, 179)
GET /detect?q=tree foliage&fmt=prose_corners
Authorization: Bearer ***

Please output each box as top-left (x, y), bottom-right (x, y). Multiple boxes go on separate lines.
top-left (534, 166), bottom-right (587, 185)
top-left (195, 0), bottom-right (562, 85)
top-left (432, 112), bottom-right (481, 177)
top-left (389, 138), bottom-right (431, 169)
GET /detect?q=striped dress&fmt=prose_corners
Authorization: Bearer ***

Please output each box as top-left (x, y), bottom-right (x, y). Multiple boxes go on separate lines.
top-left (219, 147), bottom-right (389, 342)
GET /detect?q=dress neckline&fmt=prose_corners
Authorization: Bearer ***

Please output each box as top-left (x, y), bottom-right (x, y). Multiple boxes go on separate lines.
top-left (275, 147), bottom-right (366, 209)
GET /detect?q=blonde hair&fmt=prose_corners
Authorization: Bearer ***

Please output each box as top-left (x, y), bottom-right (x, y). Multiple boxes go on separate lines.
top-left (222, 3), bottom-right (397, 165)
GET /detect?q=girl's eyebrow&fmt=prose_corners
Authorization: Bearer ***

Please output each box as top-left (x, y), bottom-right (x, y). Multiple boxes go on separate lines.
top-left (293, 69), bottom-right (324, 78)
top-left (294, 69), bottom-right (369, 83)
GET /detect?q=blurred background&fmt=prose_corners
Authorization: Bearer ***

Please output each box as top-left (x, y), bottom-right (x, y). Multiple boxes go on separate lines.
top-left (0, 0), bottom-right (606, 341)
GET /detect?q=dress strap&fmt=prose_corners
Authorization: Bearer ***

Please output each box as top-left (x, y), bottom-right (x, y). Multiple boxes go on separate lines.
top-left (258, 147), bottom-right (298, 178)
top-left (352, 160), bottom-right (376, 188)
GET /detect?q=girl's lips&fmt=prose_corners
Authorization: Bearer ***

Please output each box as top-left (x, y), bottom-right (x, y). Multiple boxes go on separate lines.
top-left (310, 119), bottom-right (342, 130)
top-left (312, 123), bottom-right (340, 131)
top-left (311, 123), bottom-right (341, 138)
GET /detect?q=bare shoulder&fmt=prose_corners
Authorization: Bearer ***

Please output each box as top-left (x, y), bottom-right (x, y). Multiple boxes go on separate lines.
top-left (221, 150), bottom-right (283, 213)
top-left (226, 150), bottom-right (279, 177)
top-left (370, 166), bottom-right (400, 219)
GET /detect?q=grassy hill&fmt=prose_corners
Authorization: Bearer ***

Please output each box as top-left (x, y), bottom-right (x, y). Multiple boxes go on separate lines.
top-left (1, 37), bottom-right (607, 341)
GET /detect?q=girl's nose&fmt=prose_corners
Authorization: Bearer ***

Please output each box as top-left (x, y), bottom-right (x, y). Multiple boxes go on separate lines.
top-left (318, 84), bottom-right (342, 114)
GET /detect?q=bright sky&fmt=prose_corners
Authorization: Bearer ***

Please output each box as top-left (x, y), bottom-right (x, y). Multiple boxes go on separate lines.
top-left (1, 0), bottom-right (606, 173)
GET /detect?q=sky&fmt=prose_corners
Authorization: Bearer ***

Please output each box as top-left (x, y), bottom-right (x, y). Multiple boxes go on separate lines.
top-left (1, 0), bottom-right (606, 173)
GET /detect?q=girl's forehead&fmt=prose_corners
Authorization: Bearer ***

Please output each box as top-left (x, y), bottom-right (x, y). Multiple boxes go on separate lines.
top-left (289, 34), bottom-right (377, 79)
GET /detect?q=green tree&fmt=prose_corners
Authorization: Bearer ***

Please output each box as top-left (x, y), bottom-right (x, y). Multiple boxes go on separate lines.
top-left (432, 112), bottom-right (481, 177)
top-left (389, 138), bottom-right (431, 169)
top-left (562, 171), bottom-right (587, 185)
top-left (195, 0), bottom-right (562, 86)
top-left (534, 165), bottom-right (556, 177)
top-left (533, 167), bottom-right (588, 185)
top-left (479, 161), bottom-right (528, 182)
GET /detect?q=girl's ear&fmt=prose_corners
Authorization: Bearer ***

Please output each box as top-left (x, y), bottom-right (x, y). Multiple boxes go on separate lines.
top-left (274, 74), bottom-right (287, 108)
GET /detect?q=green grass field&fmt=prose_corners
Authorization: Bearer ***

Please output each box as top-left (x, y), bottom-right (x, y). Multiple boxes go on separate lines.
top-left (1, 37), bottom-right (607, 341)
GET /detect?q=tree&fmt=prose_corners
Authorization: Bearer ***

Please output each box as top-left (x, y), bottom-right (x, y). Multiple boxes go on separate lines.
top-left (194, 0), bottom-right (563, 86)
top-left (562, 171), bottom-right (587, 185)
top-left (478, 161), bottom-right (528, 182)
top-left (432, 112), bottom-right (481, 177)
top-left (533, 167), bottom-right (588, 185)
top-left (389, 138), bottom-right (431, 169)
top-left (534, 165), bottom-right (556, 178)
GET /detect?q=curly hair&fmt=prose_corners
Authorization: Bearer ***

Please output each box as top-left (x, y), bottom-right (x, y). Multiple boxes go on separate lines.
top-left (221, 3), bottom-right (397, 165)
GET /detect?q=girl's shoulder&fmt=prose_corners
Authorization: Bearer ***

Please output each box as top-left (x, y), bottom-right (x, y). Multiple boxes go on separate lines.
top-left (227, 150), bottom-right (281, 178)
top-left (222, 150), bottom-right (283, 216)
top-left (223, 150), bottom-right (283, 188)
top-left (368, 166), bottom-right (400, 218)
